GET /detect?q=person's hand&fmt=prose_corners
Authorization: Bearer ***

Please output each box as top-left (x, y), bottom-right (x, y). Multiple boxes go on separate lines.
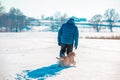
top-left (75, 46), bottom-right (77, 49)
top-left (74, 45), bottom-right (77, 49)
top-left (58, 43), bottom-right (61, 46)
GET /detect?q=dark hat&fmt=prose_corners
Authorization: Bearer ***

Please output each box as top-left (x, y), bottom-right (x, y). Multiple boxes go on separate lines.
top-left (69, 18), bottom-right (74, 21)
top-left (67, 18), bottom-right (75, 24)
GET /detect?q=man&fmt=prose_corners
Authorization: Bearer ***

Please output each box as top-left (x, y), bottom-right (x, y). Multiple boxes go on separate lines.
top-left (58, 18), bottom-right (79, 58)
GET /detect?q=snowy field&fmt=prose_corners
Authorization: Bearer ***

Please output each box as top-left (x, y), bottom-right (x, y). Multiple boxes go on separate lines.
top-left (0, 32), bottom-right (120, 80)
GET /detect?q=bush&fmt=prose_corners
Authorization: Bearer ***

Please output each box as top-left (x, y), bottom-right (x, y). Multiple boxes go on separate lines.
top-left (85, 36), bottom-right (120, 40)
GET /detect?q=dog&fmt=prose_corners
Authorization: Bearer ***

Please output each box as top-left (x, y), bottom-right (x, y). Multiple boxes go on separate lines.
top-left (56, 52), bottom-right (76, 67)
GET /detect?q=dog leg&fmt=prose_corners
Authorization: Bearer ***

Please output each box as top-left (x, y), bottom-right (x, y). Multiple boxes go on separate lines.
top-left (72, 61), bottom-right (76, 66)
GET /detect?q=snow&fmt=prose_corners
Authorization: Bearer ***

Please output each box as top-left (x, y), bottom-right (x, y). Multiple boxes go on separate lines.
top-left (0, 32), bottom-right (120, 80)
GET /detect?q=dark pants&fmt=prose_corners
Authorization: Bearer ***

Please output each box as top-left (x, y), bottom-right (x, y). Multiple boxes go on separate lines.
top-left (60, 44), bottom-right (73, 57)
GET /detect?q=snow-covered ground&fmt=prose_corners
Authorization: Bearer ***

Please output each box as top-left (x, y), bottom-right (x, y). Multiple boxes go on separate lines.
top-left (0, 32), bottom-right (120, 80)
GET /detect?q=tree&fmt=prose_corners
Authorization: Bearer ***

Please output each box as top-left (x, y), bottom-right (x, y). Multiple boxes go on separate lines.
top-left (41, 14), bottom-right (45, 20)
top-left (104, 8), bottom-right (119, 32)
top-left (50, 12), bottom-right (61, 31)
top-left (9, 7), bottom-right (26, 32)
top-left (0, 2), bottom-right (6, 31)
top-left (90, 14), bottom-right (102, 32)
top-left (51, 12), bottom-right (67, 31)
top-left (0, 3), bottom-right (27, 32)
top-left (0, 2), bottom-right (5, 15)
top-left (54, 11), bottom-right (61, 21)
top-left (60, 13), bottom-right (67, 26)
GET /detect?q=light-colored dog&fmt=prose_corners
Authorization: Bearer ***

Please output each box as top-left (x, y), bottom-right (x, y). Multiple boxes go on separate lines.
top-left (56, 52), bottom-right (76, 67)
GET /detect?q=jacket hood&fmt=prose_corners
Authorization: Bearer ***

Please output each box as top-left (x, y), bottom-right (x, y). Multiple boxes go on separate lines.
top-left (67, 18), bottom-right (75, 25)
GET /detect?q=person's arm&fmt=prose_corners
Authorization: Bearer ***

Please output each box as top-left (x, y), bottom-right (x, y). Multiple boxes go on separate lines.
top-left (74, 26), bottom-right (79, 49)
top-left (57, 26), bottom-right (63, 46)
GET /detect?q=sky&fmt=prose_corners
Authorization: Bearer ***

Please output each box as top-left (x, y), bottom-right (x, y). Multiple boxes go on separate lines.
top-left (1, 0), bottom-right (120, 19)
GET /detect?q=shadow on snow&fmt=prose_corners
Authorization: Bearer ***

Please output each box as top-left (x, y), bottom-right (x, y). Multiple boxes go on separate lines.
top-left (16, 64), bottom-right (71, 80)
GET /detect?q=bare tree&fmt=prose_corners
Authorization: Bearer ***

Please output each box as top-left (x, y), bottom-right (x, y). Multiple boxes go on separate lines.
top-left (90, 14), bottom-right (102, 32)
top-left (41, 14), bottom-right (45, 20)
top-left (54, 12), bottom-right (68, 26)
top-left (60, 13), bottom-right (68, 26)
top-left (104, 8), bottom-right (119, 32)
top-left (0, 2), bottom-right (5, 15)
top-left (54, 11), bottom-right (61, 21)
top-left (0, 2), bottom-right (6, 31)
top-left (9, 7), bottom-right (26, 32)
top-left (51, 12), bottom-right (68, 31)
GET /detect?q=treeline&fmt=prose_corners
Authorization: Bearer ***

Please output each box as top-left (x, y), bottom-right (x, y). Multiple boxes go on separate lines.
top-left (88, 8), bottom-right (120, 32)
top-left (0, 2), bottom-right (120, 32)
top-left (0, 2), bottom-right (29, 32)
top-left (0, 2), bottom-right (68, 32)
top-left (0, 8), bottom-right (27, 32)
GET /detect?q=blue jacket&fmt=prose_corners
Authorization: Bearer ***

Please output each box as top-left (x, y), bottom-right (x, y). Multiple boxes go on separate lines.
top-left (58, 19), bottom-right (79, 47)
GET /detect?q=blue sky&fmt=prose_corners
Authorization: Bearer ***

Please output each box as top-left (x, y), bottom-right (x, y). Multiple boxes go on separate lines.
top-left (1, 0), bottom-right (120, 19)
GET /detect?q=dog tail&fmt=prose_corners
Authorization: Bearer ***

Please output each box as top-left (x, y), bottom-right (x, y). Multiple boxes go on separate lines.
top-left (56, 57), bottom-right (60, 59)
top-left (56, 57), bottom-right (64, 61)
